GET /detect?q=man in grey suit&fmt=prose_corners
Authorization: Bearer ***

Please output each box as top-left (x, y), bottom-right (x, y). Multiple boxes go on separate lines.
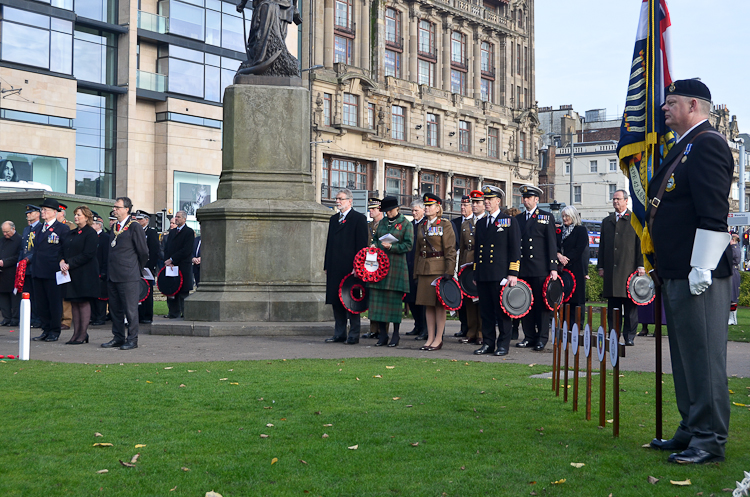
top-left (101, 197), bottom-right (148, 350)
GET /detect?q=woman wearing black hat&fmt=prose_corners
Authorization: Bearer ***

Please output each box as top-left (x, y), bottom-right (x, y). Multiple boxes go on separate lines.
top-left (59, 206), bottom-right (100, 344)
top-left (414, 193), bottom-right (457, 350)
top-left (368, 196), bottom-right (414, 347)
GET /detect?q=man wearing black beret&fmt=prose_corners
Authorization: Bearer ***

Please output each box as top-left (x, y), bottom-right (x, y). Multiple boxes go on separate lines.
top-left (647, 79), bottom-right (733, 464)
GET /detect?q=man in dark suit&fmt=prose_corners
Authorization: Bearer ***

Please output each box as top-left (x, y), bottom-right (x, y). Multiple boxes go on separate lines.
top-left (192, 234), bottom-right (201, 287)
top-left (136, 210), bottom-right (160, 324)
top-left (472, 186), bottom-right (521, 356)
top-left (404, 198), bottom-right (427, 340)
top-left (19, 204), bottom-right (41, 328)
top-left (163, 210), bottom-right (195, 319)
top-left (324, 188), bottom-right (368, 344)
top-left (90, 212), bottom-right (109, 326)
top-left (515, 184), bottom-right (558, 351)
top-left (597, 189), bottom-right (645, 346)
top-left (451, 195), bottom-right (473, 338)
top-left (102, 197), bottom-right (148, 350)
top-left (0, 221), bottom-right (22, 326)
top-left (647, 79), bottom-right (733, 464)
top-left (30, 198), bottom-right (70, 342)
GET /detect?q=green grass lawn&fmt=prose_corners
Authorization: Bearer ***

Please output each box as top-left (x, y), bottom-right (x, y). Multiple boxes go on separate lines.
top-left (1, 358), bottom-right (748, 497)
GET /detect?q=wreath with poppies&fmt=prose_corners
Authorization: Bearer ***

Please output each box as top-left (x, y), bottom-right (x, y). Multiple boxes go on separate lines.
top-left (353, 247), bottom-right (390, 282)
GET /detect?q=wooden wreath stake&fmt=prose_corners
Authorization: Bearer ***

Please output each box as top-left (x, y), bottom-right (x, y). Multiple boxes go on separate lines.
top-left (555, 305), bottom-right (563, 397)
top-left (586, 306), bottom-right (593, 421)
top-left (573, 305), bottom-right (581, 412)
top-left (655, 286), bottom-right (663, 440)
top-left (613, 307), bottom-right (621, 438)
top-left (563, 304), bottom-right (570, 403)
top-left (599, 306), bottom-right (607, 428)
top-left (552, 304), bottom-right (559, 392)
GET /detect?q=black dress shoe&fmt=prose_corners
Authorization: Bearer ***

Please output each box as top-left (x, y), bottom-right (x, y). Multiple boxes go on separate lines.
top-left (44, 335), bottom-right (59, 342)
top-left (650, 437), bottom-right (689, 451)
top-left (494, 347), bottom-right (509, 356)
top-left (473, 344), bottom-right (495, 355)
top-left (515, 340), bottom-right (532, 348)
top-left (30, 323), bottom-right (42, 328)
top-left (454, 331), bottom-right (468, 338)
top-left (415, 333), bottom-right (428, 340)
top-left (345, 337), bottom-right (359, 344)
top-left (637, 329), bottom-right (649, 337)
top-left (668, 447), bottom-right (724, 464)
top-left (325, 337), bottom-right (346, 343)
top-left (625, 339), bottom-right (635, 346)
top-left (139, 320), bottom-right (152, 324)
top-left (0, 319), bottom-right (10, 326)
top-left (101, 339), bottom-right (126, 348)
top-left (405, 329), bottom-right (420, 336)
top-left (32, 333), bottom-right (49, 341)
top-left (120, 341), bottom-right (138, 350)
top-left (532, 343), bottom-right (545, 351)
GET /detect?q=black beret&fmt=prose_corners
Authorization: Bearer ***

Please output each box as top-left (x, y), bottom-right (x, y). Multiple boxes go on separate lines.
top-left (667, 79), bottom-right (711, 102)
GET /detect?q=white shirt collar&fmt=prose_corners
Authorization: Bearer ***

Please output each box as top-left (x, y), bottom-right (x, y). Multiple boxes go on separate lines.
top-left (475, 212), bottom-right (486, 219)
top-left (675, 119), bottom-right (708, 143)
top-left (490, 209), bottom-right (501, 220)
top-left (339, 207), bottom-right (351, 218)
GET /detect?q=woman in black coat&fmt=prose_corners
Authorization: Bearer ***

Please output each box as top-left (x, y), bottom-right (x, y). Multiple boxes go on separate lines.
top-left (59, 206), bottom-right (100, 344)
top-left (557, 206), bottom-right (589, 317)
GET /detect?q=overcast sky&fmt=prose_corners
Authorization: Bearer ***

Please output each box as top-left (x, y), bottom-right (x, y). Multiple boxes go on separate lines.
top-left (535, 0), bottom-right (750, 131)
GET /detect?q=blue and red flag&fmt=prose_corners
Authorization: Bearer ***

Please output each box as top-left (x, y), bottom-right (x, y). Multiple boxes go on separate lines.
top-left (617, 0), bottom-right (675, 270)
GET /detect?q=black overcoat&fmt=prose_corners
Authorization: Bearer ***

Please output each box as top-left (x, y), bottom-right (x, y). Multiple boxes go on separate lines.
top-left (597, 210), bottom-right (643, 298)
top-left (474, 213), bottom-right (521, 281)
top-left (62, 224), bottom-right (100, 300)
top-left (0, 232), bottom-right (21, 293)
top-left (515, 208), bottom-right (559, 278)
top-left (324, 209), bottom-right (368, 304)
top-left (164, 225), bottom-right (195, 294)
top-left (560, 225), bottom-right (589, 305)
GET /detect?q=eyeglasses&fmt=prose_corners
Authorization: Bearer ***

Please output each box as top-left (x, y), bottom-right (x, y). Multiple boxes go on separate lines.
top-left (112, 205), bottom-right (126, 209)
top-left (612, 197), bottom-right (626, 201)
top-left (335, 197), bottom-right (350, 201)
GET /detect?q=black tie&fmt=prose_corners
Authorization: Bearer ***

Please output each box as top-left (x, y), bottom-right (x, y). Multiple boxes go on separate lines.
top-left (339, 213), bottom-right (344, 223)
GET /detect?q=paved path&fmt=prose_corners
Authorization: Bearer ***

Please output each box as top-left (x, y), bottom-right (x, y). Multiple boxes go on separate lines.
top-left (2, 318), bottom-right (748, 377)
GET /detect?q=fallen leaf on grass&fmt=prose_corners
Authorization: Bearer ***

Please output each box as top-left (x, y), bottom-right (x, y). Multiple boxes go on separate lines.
top-left (392, 397), bottom-right (401, 400)
top-left (188, 370), bottom-right (196, 372)
top-left (266, 423), bottom-right (274, 427)
top-left (460, 466), bottom-right (465, 470)
top-left (386, 366), bottom-right (395, 369)
top-left (406, 405), bottom-right (413, 408)
top-left (356, 377), bottom-right (360, 381)
top-left (670, 479), bottom-right (691, 486)
top-left (451, 359), bottom-right (457, 362)
top-left (264, 406), bottom-right (273, 409)
top-left (179, 384), bottom-right (186, 388)
top-left (606, 419), bottom-right (614, 423)
top-left (551, 479), bottom-right (566, 484)
top-left (260, 434), bottom-right (269, 438)
top-left (732, 402), bottom-right (748, 407)
top-left (135, 444), bottom-right (147, 448)
top-left (219, 378), bottom-right (228, 381)
top-left (373, 375), bottom-right (382, 378)
top-left (271, 458), bottom-right (278, 465)
top-left (182, 467), bottom-right (190, 471)
top-left (119, 459), bottom-right (136, 467)
top-left (93, 443), bottom-right (113, 447)
top-left (170, 486), bottom-right (177, 491)
top-left (230, 383), bottom-right (239, 385)
top-left (94, 432), bottom-right (103, 437)
top-left (131, 454), bottom-right (140, 464)
top-left (323, 424), bottom-right (332, 427)
top-left (529, 364), bottom-right (536, 367)
top-left (146, 381), bottom-right (153, 384)
top-left (348, 445), bottom-right (358, 450)
top-left (314, 411), bottom-right (321, 415)
top-left (299, 459), bottom-right (308, 465)
top-left (96, 469), bottom-right (108, 474)
top-left (164, 367), bottom-right (173, 370)
top-left (410, 442), bottom-right (419, 447)
top-left (322, 434), bottom-right (329, 438)
top-left (570, 463), bottom-right (585, 468)
top-left (729, 389), bottom-right (734, 394)
top-left (641, 443), bottom-right (651, 448)
top-left (647, 476), bottom-right (659, 484)
top-left (205, 492), bottom-right (222, 497)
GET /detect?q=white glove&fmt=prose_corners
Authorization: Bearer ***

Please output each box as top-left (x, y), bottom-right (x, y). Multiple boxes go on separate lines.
top-left (688, 267), bottom-right (712, 295)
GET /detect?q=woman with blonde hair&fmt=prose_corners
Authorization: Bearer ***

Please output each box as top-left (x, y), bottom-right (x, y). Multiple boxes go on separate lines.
top-left (556, 205), bottom-right (589, 316)
top-left (413, 193), bottom-right (456, 351)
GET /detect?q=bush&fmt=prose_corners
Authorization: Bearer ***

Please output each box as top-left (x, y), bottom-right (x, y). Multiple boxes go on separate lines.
top-left (586, 264), bottom-right (604, 302)
top-left (739, 271), bottom-right (750, 307)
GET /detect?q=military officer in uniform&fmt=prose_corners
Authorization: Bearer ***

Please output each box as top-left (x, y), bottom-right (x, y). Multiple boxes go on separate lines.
top-left (363, 197), bottom-right (385, 339)
top-left (515, 184), bottom-right (558, 351)
top-left (473, 186), bottom-right (521, 356)
top-left (19, 204), bottom-right (41, 328)
top-left (90, 212), bottom-right (109, 326)
top-left (452, 195), bottom-right (473, 338)
top-left (457, 190), bottom-right (486, 345)
top-left (647, 79), bottom-right (733, 464)
top-left (404, 199), bottom-right (427, 340)
top-left (136, 210), bottom-right (160, 324)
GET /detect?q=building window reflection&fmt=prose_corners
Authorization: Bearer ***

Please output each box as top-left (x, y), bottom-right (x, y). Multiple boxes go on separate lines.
top-left (74, 90), bottom-right (116, 198)
top-left (0, 7), bottom-right (73, 74)
top-left (74, 27), bottom-right (117, 85)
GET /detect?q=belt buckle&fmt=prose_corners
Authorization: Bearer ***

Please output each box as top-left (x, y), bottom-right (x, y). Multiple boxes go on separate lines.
top-left (421, 251), bottom-right (427, 258)
top-left (650, 197), bottom-right (660, 208)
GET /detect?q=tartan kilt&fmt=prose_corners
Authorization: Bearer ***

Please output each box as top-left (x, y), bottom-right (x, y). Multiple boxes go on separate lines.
top-left (368, 288), bottom-right (405, 323)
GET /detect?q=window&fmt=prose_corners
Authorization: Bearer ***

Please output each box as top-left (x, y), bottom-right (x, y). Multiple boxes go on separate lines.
top-left (74, 27), bottom-right (117, 85)
top-left (384, 50), bottom-right (400, 77)
top-left (524, 88), bottom-right (528, 109)
top-left (516, 43), bottom-right (521, 74)
top-left (385, 8), bottom-right (401, 46)
top-left (565, 161), bottom-right (570, 174)
top-left (488, 127), bottom-right (499, 158)
top-left (420, 172), bottom-right (440, 196)
top-left (165, 0), bottom-right (251, 52)
top-left (426, 113), bottom-right (438, 147)
top-left (418, 20), bottom-right (435, 57)
top-left (391, 105), bottom-right (405, 140)
top-left (608, 184), bottom-right (617, 200)
top-left (480, 79), bottom-right (492, 102)
top-left (418, 59), bottom-right (434, 86)
top-left (156, 112), bottom-right (222, 129)
top-left (480, 42), bottom-right (493, 75)
top-left (516, 85), bottom-right (521, 108)
top-left (609, 159), bottom-right (618, 171)
top-left (322, 156), bottom-right (371, 200)
top-left (574, 185), bottom-right (581, 203)
top-left (452, 177), bottom-right (468, 204)
top-left (323, 93), bottom-right (332, 126)
top-left (334, 35), bottom-right (352, 64)
top-left (0, 151), bottom-right (68, 191)
top-left (342, 93), bottom-right (358, 127)
top-left (367, 102), bottom-right (376, 130)
top-left (519, 132), bottom-right (526, 159)
top-left (451, 70), bottom-right (466, 95)
top-left (335, 0), bottom-right (352, 30)
top-left (0, 8), bottom-right (73, 74)
top-left (168, 0), bottom-right (205, 40)
top-left (76, 0), bottom-right (116, 23)
top-left (0, 109), bottom-right (73, 127)
top-left (459, 120), bottom-right (470, 153)
top-left (524, 46), bottom-right (528, 80)
top-left (385, 166), bottom-right (407, 197)
top-left (451, 31), bottom-right (466, 67)
top-left (75, 90), bottom-right (115, 198)
top-left (590, 160), bottom-right (598, 173)
top-left (158, 45), bottom-right (241, 101)
top-left (512, 185), bottom-right (522, 209)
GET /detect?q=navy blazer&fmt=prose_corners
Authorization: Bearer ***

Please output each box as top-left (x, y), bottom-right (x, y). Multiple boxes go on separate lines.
top-left (515, 208), bottom-right (559, 278)
top-left (474, 213), bottom-right (521, 281)
top-left (31, 220), bottom-right (70, 279)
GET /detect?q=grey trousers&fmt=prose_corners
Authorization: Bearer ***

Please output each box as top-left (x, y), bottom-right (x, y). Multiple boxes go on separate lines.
top-left (662, 276), bottom-right (730, 457)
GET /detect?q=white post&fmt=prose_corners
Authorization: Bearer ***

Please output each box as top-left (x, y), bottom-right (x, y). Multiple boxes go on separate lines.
top-left (19, 291), bottom-right (30, 360)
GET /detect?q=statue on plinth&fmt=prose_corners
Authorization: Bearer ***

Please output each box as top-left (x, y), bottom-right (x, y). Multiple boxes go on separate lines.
top-left (235, 0), bottom-right (301, 78)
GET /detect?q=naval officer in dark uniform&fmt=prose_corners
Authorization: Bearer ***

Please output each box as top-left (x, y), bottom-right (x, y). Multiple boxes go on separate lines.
top-left (515, 184), bottom-right (558, 351)
top-left (472, 186), bottom-right (521, 356)
top-left (647, 79), bottom-right (733, 464)
top-left (19, 204), bottom-right (41, 328)
top-left (135, 210), bottom-right (160, 324)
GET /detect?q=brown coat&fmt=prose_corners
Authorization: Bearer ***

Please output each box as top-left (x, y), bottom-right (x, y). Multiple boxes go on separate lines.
top-left (414, 217), bottom-right (456, 276)
top-left (597, 210), bottom-right (643, 298)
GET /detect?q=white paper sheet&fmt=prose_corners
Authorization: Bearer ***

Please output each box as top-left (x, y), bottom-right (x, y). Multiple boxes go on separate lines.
top-left (166, 266), bottom-right (179, 277)
top-left (56, 271), bottom-right (71, 285)
top-left (379, 233), bottom-right (398, 243)
top-left (142, 268), bottom-right (155, 280)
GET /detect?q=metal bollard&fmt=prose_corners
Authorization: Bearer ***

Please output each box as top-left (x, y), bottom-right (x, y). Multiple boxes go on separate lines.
top-left (19, 292), bottom-right (30, 360)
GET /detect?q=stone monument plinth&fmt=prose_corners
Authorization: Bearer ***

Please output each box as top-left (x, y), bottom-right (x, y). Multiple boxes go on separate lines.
top-left (151, 80), bottom-right (333, 337)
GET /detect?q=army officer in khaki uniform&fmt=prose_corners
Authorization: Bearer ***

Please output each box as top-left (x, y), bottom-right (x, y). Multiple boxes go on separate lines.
top-left (457, 189), bottom-right (486, 345)
top-left (414, 193), bottom-right (456, 351)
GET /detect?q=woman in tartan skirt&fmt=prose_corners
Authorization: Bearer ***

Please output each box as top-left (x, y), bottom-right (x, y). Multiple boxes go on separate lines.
top-left (370, 196), bottom-right (414, 347)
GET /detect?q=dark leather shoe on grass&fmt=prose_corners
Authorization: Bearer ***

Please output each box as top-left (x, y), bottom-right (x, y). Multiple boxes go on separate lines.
top-left (668, 447), bottom-right (724, 464)
top-left (650, 437), bottom-right (689, 451)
